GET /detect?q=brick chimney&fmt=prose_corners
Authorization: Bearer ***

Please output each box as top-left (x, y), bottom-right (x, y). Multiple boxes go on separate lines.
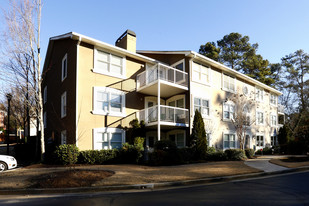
top-left (115, 29), bottom-right (136, 53)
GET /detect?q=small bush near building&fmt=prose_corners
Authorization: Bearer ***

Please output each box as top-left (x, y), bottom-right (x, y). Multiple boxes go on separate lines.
top-left (78, 149), bottom-right (119, 164)
top-left (206, 149), bottom-right (228, 161)
top-left (54, 144), bottom-right (79, 165)
top-left (245, 149), bottom-right (255, 159)
top-left (120, 137), bottom-right (145, 163)
top-left (255, 147), bottom-right (272, 155)
top-left (224, 149), bottom-right (247, 161)
top-left (149, 140), bottom-right (183, 165)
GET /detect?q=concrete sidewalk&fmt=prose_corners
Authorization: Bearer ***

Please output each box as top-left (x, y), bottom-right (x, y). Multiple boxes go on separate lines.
top-left (244, 155), bottom-right (289, 172)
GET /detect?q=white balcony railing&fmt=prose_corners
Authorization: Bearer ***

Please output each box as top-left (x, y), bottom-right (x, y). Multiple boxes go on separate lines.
top-left (278, 104), bottom-right (285, 114)
top-left (136, 63), bottom-right (188, 89)
top-left (139, 105), bottom-right (189, 126)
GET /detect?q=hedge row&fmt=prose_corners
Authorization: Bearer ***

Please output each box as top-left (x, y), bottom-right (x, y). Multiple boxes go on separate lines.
top-left (50, 142), bottom-right (254, 166)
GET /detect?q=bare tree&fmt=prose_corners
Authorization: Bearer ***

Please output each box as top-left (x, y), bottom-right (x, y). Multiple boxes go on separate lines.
top-left (1, 0), bottom-right (44, 160)
top-left (226, 92), bottom-right (256, 150)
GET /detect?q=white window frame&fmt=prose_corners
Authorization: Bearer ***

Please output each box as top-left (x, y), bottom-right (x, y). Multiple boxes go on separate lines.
top-left (256, 110), bottom-right (264, 125)
top-left (61, 91), bottom-right (67, 118)
top-left (192, 61), bottom-right (211, 85)
top-left (270, 114), bottom-right (277, 127)
top-left (93, 47), bottom-right (126, 79)
top-left (43, 86), bottom-right (47, 104)
top-left (223, 131), bottom-right (237, 150)
top-left (271, 135), bottom-right (278, 146)
top-left (61, 54), bottom-right (67, 82)
top-left (93, 87), bottom-right (126, 117)
top-left (93, 127), bottom-right (125, 150)
top-left (167, 130), bottom-right (186, 148)
top-left (193, 96), bottom-right (210, 118)
top-left (222, 73), bottom-right (236, 93)
top-left (223, 101), bottom-right (235, 121)
top-left (270, 93), bottom-right (278, 106)
top-left (255, 87), bottom-right (264, 102)
top-left (61, 130), bottom-right (67, 145)
top-left (256, 134), bottom-right (264, 148)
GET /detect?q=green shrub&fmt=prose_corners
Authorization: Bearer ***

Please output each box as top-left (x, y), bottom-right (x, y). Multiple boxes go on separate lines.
top-left (224, 149), bottom-right (246, 161)
top-left (206, 150), bottom-right (228, 161)
top-left (54, 144), bottom-right (79, 165)
top-left (255, 147), bottom-right (272, 155)
top-left (78, 149), bottom-right (119, 164)
top-left (154, 139), bottom-right (177, 151)
top-left (120, 137), bottom-right (144, 163)
top-left (245, 149), bottom-right (255, 159)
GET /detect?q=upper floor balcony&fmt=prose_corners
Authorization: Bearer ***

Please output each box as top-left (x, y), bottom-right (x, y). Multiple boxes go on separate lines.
top-left (138, 105), bottom-right (189, 128)
top-left (136, 63), bottom-right (188, 98)
top-left (278, 104), bottom-right (285, 115)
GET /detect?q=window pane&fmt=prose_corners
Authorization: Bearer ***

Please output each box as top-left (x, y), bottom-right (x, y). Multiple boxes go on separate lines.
top-left (111, 94), bottom-right (121, 103)
top-left (169, 101), bottom-right (176, 107)
top-left (97, 61), bottom-right (109, 72)
top-left (194, 106), bottom-right (201, 113)
top-left (175, 63), bottom-right (183, 71)
top-left (224, 134), bottom-right (229, 141)
top-left (110, 65), bottom-right (122, 74)
top-left (111, 142), bottom-right (122, 149)
top-left (194, 98), bottom-right (200, 106)
top-left (224, 141), bottom-right (229, 148)
top-left (97, 50), bottom-right (109, 62)
top-left (224, 111), bottom-right (230, 119)
top-left (97, 92), bottom-right (108, 101)
top-left (203, 108), bottom-right (209, 116)
top-left (202, 100), bottom-right (208, 107)
top-left (111, 133), bottom-right (122, 142)
top-left (176, 99), bottom-right (184, 108)
top-left (111, 55), bottom-right (122, 66)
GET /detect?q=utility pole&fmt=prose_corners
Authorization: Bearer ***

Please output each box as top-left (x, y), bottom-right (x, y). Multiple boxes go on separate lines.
top-left (6, 93), bottom-right (12, 155)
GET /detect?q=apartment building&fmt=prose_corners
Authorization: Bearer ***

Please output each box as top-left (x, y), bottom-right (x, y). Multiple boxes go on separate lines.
top-left (42, 30), bottom-right (284, 151)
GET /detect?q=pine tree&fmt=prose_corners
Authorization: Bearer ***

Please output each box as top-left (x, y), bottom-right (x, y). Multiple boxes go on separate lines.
top-left (190, 110), bottom-right (207, 159)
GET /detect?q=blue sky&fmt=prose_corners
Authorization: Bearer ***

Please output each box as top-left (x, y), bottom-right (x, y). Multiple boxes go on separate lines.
top-left (1, 0), bottom-right (309, 66)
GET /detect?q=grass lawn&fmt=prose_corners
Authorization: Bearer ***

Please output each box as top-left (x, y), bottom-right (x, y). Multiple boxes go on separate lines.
top-left (270, 156), bottom-right (309, 168)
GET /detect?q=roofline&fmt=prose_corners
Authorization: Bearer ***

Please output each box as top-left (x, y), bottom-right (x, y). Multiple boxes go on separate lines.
top-left (49, 32), bottom-right (158, 64)
top-left (138, 50), bottom-right (282, 95)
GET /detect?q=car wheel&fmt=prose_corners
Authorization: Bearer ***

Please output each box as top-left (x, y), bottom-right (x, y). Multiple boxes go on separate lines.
top-left (0, 161), bottom-right (8, 172)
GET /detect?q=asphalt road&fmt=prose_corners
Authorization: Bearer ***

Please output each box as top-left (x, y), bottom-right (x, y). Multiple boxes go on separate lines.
top-left (1, 171), bottom-right (309, 206)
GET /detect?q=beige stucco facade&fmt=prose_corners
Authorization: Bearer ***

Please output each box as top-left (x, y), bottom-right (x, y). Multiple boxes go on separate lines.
top-left (43, 31), bottom-right (283, 151)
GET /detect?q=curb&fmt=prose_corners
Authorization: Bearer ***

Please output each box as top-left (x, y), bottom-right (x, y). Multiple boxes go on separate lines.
top-left (1, 166), bottom-right (309, 195)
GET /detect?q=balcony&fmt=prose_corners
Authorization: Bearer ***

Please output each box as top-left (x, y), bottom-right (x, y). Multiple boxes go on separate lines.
top-left (278, 104), bottom-right (285, 114)
top-left (138, 105), bottom-right (189, 128)
top-left (136, 63), bottom-right (188, 97)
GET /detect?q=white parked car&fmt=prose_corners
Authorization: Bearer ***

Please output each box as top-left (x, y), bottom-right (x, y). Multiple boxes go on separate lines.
top-left (0, 155), bottom-right (17, 172)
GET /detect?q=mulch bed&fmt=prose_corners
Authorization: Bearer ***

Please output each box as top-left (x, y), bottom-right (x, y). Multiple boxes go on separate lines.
top-left (30, 169), bottom-right (114, 188)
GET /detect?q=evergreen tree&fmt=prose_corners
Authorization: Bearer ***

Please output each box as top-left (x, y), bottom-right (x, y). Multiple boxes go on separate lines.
top-left (190, 110), bottom-right (207, 159)
top-left (199, 42), bottom-right (221, 62)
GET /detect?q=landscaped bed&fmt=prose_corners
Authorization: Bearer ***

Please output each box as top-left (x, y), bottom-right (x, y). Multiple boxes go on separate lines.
top-left (269, 156), bottom-right (309, 168)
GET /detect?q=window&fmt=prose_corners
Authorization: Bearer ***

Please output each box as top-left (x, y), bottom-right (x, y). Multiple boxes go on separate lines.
top-left (171, 60), bottom-right (185, 83)
top-left (43, 112), bottom-right (47, 128)
top-left (270, 94), bottom-right (277, 106)
top-left (243, 85), bottom-right (249, 96)
top-left (223, 102), bottom-right (234, 121)
top-left (256, 111), bottom-right (264, 125)
top-left (93, 87), bottom-right (125, 117)
top-left (61, 92), bottom-right (67, 118)
top-left (62, 54), bottom-right (67, 81)
top-left (271, 135), bottom-right (277, 146)
top-left (93, 49), bottom-right (126, 78)
top-left (256, 87), bottom-right (264, 102)
top-left (243, 105), bottom-right (251, 126)
top-left (61, 130), bottom-right (67, 145)
top-left (93, 128), bottom-right (125, 150)
top-left (206, 133), bottom-right (211, 146)
top-left (223, 133), bottom-right (236, 149)
top-left (222, 74), bottom-right (236, 92)
top-left (43, 86), bottom-right (47, 104)
top-left (194, 97), bottom-right (209, 117)
top-left (169, 132), bottom-right (185, 148)
top-left (192, 62), bottom-right (210, 85)
top-left (256, 135), bottom-right (264, 147)
top-left (270, 114), bottom-right (277, 126)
